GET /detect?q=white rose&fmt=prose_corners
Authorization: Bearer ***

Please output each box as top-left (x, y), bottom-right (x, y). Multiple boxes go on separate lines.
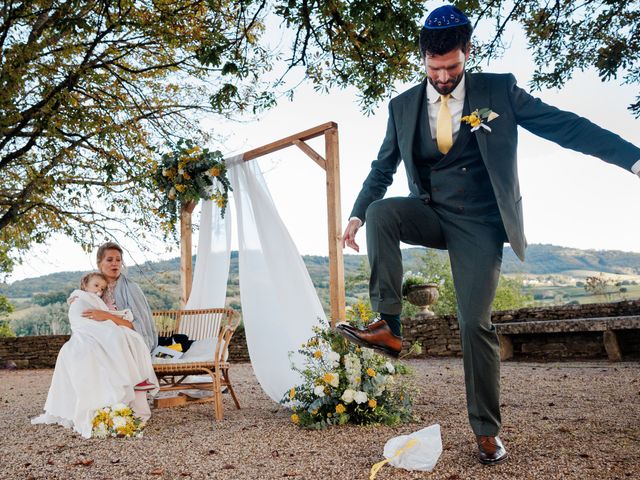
top-left (327, 351), bottom-right (340, 367)
top-left (353, 391), bottom-right (368, 404)
top-left (341, 389), bottom-right (356, 404)
top-left (327, 372), bottom-right (339, 388)
top-left (314, 385), bottom-right (326, 397)
top-left (112, 403), bottom-right (128, 412)
top-left (112, 416), bottom-right (127, 429)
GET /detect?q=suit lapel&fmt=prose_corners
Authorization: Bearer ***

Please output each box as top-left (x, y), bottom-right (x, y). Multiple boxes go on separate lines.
top-left (464, 73), bottom-right (490, 164)
top-left (399, 78), bottom-right (429, 182)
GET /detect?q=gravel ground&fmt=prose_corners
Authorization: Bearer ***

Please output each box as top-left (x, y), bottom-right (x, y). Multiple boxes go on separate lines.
top-left (1, 358), bottom-right (639, 480)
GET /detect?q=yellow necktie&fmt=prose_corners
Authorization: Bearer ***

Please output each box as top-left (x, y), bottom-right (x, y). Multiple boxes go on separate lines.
top-left (436, 94), bottom-right (453, 154)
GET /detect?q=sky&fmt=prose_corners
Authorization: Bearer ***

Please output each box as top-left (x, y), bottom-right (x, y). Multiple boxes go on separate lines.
top-left (6, 3), bottom-right (640, 283)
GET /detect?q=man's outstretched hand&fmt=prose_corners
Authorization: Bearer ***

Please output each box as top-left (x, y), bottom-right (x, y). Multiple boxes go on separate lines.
top-left (342, 218), bottom-right (363, 252)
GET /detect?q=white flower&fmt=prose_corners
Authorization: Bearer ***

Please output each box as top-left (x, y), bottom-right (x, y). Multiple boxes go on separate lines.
top-left (112, 416), bottom-right (127, 429)
top-left (327, 351), bottom-right (340, 368)
top-left (353, 391), bottom-right (368, 404)
top-left (361, 348), bottom-right (375, 361)
top-left (112, 403), bottom-right (128, 412)
top-left (314, 385), bottom-right (326, 397)
top-left (93, 423), bottom-right (108, 438)
top-left (178, 168), bottom-right (185, 175)
top-left (385, 362), bottom-right (395, 374)
top-left (341, 389), bottom-right (356, 404)
top-left (168, 187), bottom-right (176, 200)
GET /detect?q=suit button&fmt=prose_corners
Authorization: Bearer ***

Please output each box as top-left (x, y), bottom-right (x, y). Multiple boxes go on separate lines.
top-left (461, 167), bottom-right (468, 172)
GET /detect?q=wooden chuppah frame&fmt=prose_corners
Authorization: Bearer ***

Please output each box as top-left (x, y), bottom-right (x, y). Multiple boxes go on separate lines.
top-left (179, 121), bottom-right (346, 326)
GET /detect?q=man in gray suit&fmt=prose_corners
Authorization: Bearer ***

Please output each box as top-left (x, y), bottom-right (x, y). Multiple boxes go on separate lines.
top-left (337, 4), bottom-right (640, 465)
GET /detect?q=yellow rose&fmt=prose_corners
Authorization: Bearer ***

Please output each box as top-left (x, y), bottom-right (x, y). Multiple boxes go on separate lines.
top-left (210, 167), bottom-right (220, 177)
top-left (175, 184), bottom-right (186, 192)
top-left (368, 399), bottom-right (377, 409)
top-left (367, 368), bottom-right (376, 377)
top-left (289, 388), bottom-right (296, 400)
top-left (335, 404), bottom-right (346, 414)
top-left (471, 118), bottom-right (482, 128)
top-left (291, 414), bottom-right (299, 424)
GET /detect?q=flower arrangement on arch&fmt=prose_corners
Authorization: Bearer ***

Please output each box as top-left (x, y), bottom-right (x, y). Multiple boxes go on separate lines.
top-left (281, 299), bottom-right (414, 429)
top-left (91, 403), bottom-right (144, 438)
top-left (152, 139), bottom-right (231, 235)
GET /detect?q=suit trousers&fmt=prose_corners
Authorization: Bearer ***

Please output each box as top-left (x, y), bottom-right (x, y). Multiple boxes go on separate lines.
top-left (365, 196), bottom-right (504, 435)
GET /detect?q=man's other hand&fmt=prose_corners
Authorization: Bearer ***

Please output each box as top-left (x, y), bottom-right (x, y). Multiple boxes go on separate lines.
top-left (342, 218), bottom-right (363, 252)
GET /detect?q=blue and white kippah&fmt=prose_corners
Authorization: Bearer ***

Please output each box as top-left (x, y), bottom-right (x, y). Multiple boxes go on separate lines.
top-left (424, 5), bottom-right (470, 30)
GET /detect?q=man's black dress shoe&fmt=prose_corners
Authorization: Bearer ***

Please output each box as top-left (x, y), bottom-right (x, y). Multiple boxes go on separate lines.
top-left (476, 435), bottom-right (508, 465)
top-left (336, 321), bottom-right (402, 358)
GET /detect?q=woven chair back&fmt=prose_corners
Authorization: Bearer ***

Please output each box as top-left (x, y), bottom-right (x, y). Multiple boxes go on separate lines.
top-left (153, 308), bottom-right (234, 341)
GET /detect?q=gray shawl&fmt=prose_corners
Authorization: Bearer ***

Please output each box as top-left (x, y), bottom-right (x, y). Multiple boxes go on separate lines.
top-left (114, 274), bottom-right (158, 351)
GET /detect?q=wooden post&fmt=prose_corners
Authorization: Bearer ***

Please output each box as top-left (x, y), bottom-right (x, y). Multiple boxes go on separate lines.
top-left (325, 127), bottom-right (346, 325)
top-left (180, 201), bottom-right (197, 307)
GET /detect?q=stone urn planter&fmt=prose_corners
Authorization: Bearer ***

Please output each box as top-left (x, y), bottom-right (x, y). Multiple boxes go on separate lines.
top-left (405, 283), bottom-right (440, 316)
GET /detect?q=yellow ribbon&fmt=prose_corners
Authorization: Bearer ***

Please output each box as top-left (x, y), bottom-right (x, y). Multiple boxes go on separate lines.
top-left (369, 438), bottom-right (418, 480)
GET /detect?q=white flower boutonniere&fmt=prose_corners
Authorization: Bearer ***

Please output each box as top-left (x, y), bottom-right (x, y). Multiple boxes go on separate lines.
top-left (461, 108), bottom-right (500, 132)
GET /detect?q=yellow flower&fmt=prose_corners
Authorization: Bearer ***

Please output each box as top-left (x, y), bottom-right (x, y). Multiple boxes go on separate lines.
top-left (291, 414), bottom-right (299, 424)
top-left (367, 368), bottom-right (376, 377)
top-left (368, 399), bottom-right (377, 409)
top-left (175, 184), bottom-right (186, 193)
top-left (182, 171), bottom-right (191, 180)
top-left (335, 404), bottom-right (346, 414)
top-left (355, 347), bottom-right (361, 353)
top-left (289, 388), bottom-right (296, 400)
top-left (215, 195), bottom-right (226, 208)
top-left (471, 118), bottom-right (481, 128)
top-left (314, 350), bottom-right (322, 359)
top-left (323, 373), bottom-right (333, 384)
top-left (327, 412), bottom-right (333, 418)
top-left (210, 167), bottom-right (220, 177)
top-left (312, 409), bottom-right (318, 415)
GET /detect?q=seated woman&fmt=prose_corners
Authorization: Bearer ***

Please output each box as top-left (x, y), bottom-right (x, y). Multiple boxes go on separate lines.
top-left (32, 270), bottom-right (159, 438)
top-left (95, 241), bottom-right (158, 352)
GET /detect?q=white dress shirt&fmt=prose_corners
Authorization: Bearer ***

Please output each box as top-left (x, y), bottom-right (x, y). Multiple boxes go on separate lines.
top-left (632, 160), bottom-right (640, 177)
top-left (426, 75), bottom-right (466, 142)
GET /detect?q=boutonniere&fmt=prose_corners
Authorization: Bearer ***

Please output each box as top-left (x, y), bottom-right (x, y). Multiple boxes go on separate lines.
top-left (461, 108), bottom-right (499, 132)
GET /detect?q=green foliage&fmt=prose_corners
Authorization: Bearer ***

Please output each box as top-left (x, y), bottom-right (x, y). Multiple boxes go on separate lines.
top-left (492, 276), bottom-right (534, 312)
top-left (0, 294), bottom-right (15, 337)
top-left (457, 0), bottom-right (640, 116)
top-left (11, 302), bottom-right (69, 336)
top-left (32, 291), bottom-right (69, 306)
top-left (0, 0), bottom-right (272, 276)
top-left (152, 140), bottom-right (231, 237)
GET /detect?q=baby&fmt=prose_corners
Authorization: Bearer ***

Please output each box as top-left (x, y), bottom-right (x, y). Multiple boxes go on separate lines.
top-left (71, 272), bottom-right (156, 392)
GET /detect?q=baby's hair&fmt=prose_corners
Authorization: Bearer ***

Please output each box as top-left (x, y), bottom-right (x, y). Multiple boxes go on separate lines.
top-left (80, 271), bottom-right (108, 291)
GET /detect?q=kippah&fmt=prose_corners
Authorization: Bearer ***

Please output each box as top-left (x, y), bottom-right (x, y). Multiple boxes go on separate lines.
top-left (424, 5), bottom-right (470, 30)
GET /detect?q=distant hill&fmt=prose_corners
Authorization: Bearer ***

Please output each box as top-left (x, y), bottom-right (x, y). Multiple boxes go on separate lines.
top-left (2, 244), bottom-right (640, 305)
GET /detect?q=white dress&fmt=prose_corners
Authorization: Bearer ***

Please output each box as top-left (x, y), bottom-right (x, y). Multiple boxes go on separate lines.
top-left (31, 290), bottom-right (159, 438)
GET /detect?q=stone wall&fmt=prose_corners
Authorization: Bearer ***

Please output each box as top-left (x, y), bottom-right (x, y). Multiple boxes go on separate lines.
top-left (3, 300), bottom-right (640, 368)
top-left (0, 332), bottom-right (251, 369)
top-left (401, 299), bottom-right (640, 360)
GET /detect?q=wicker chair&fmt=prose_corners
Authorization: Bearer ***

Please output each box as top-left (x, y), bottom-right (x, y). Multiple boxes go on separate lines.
top-left (151, 308), bottom-right (241, 420)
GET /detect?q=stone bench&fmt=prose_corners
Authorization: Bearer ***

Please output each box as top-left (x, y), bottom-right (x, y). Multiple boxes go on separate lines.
top-left (495, 315), bottom-right (640, 361)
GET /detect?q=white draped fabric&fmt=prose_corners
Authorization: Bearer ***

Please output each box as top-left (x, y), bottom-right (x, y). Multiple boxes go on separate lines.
top-left (185, 199), bottom-right (232, 310)
top-left (186, 154), bottom-right (325, 402)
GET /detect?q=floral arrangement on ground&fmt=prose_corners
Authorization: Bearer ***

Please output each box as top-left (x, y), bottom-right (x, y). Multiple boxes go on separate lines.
top-left (152, 138), bottom-right (231, 236)
top-left (91, 403), bottom-right (144, 438)
top-left (282, 300), bottom-right (415, 429)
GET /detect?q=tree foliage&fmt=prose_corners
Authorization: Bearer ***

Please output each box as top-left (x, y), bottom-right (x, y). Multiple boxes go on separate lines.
top-left (458, 0), bottom-right (640, 116)
top-left (0, 0), bottom-right (271, 276)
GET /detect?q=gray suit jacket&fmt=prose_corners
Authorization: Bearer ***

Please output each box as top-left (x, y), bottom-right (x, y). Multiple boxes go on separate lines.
top-left (350, 73), bottom-right (640, 260)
